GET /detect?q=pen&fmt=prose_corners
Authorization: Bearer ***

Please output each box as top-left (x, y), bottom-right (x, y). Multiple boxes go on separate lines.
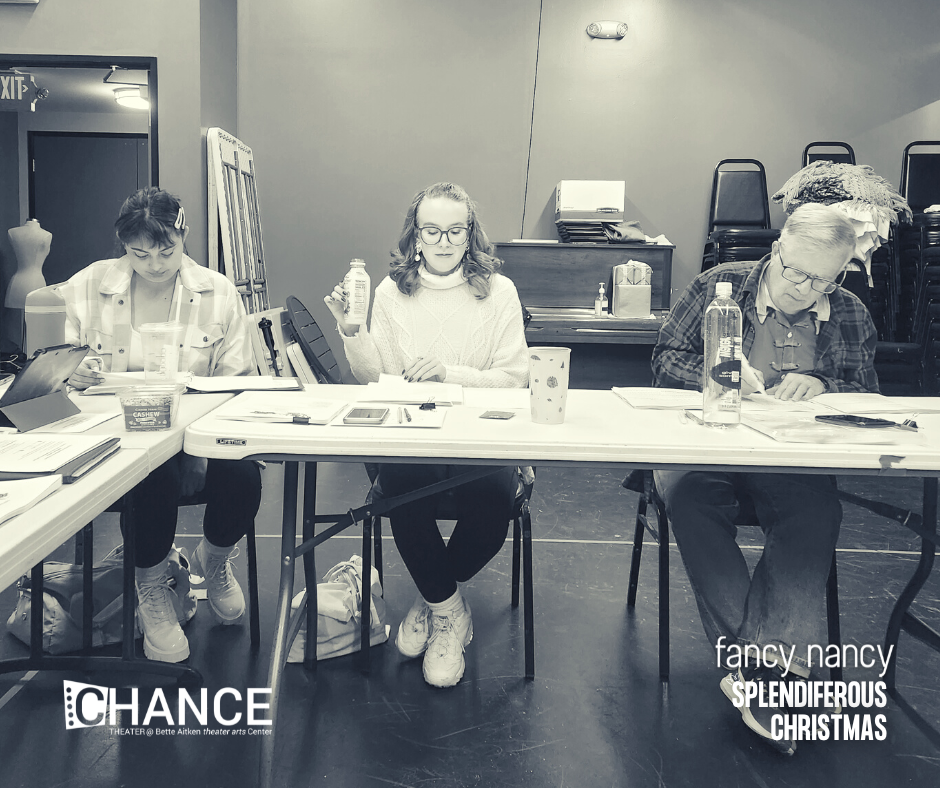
top-left (398, 407), bottom-right (402, 424)
top-left (404, 407), bottom-right (412, 422)
top-left (682, 410), bottom-right (706, 426)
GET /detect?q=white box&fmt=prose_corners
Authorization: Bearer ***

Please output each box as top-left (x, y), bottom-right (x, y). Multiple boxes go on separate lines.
top-left (554, 180), bottom-right (625, 223)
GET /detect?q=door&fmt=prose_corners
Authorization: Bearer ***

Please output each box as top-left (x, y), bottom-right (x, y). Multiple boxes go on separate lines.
top-left (28, 132), bottom-right (148, 286)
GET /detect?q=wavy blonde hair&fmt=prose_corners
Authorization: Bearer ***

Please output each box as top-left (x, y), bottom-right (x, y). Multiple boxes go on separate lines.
top-left (389, 182), bottom-right (502, 299)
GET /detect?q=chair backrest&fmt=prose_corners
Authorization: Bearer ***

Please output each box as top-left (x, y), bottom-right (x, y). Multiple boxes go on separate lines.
top-left (24, 283), bottom-right (66, 357)
top-left (900, 141), bottom-right (940, 214)
top-left (285, 295), bottom-right (342, 384)
top-left (802, 141), bottom-right (856, 167)
top-left (707, 159), bottom-right (771, 233)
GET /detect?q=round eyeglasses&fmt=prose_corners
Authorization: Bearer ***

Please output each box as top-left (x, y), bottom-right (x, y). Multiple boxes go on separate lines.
top-left (416, 225), bottom-right (470, 246)
top-left (778, 248), bottom-right (847, 294)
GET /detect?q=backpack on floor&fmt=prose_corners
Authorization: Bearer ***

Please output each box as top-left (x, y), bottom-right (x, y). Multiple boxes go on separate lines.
top-left (288, 555), bottom-right (390, 662)
top-left (6, 544), bottom-right (194, 655)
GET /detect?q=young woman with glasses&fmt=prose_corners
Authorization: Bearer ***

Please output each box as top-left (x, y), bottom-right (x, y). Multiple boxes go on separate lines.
top-left (324, 182), bottom-right (528, 688)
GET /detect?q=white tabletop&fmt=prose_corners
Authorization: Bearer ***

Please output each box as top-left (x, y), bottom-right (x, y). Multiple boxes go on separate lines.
top-left (183, 386), bottom-right (940, 476)
top-left (0, 392), bottom-right (233, 594)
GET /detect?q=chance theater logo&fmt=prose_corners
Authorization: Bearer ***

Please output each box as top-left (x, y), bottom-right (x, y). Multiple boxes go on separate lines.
top-left (63, 680), bottom-right (271, 730)
top-left (64, 681), bottom-right (110, 729)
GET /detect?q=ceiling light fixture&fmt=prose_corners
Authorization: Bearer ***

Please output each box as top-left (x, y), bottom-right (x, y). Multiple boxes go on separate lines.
top-left (113, 86), bottom-right (149, 110)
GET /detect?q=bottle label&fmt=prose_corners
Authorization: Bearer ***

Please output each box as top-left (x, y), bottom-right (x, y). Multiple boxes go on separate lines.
top-left (344, 269), bottom-right (370, 323)
top-left (709, 336), bottom-right (741, 390)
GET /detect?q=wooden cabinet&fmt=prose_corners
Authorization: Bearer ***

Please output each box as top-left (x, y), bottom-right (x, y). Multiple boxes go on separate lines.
top-left (496, 242), bottom-right (675, 388)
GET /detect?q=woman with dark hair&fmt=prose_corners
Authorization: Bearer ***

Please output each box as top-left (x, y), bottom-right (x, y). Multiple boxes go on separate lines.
top-left (60, 187), bottom-right (262, 664)
top-left (324, 182), bottom-right (528, 688)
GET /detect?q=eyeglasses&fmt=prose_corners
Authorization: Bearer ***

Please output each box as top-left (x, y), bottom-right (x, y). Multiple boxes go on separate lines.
top-left (777, 247), bottom-right (847, 294)
top-left (416, 224), bottom-right (470, 246)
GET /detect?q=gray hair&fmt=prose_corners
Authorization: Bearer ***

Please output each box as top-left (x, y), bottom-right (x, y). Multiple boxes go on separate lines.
top-left (779, 203), bottom-right (856, 253)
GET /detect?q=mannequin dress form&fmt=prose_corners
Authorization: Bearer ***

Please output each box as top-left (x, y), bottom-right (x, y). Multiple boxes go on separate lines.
top-left (5, 219), bottom-right (51, 351)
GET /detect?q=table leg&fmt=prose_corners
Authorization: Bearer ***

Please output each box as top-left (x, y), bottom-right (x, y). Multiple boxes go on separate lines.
top-left (302, 462), bottom-right (318, 673)
top-left (259, 460), bottom-right (299, 788)
top-left (884, 477), bottom-right (938, 691)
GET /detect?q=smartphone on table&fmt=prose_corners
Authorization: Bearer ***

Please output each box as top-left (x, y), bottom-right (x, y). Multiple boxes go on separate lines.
top-left (343, 407), bottom-right (389, 425)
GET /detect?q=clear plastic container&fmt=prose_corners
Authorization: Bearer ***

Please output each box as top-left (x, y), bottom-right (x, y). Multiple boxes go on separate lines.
top-left (118, 384), bottom-right (184, 431)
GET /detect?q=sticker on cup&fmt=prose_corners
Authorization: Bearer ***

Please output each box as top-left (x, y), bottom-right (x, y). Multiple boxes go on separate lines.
top-left (528, 347), bottom-right (571, 424)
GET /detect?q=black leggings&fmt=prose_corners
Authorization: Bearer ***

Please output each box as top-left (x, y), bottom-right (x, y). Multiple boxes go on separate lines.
top-left (123, 453), bottom-right (262, 568)
top-left (378, 463), bottom-right (517, 603)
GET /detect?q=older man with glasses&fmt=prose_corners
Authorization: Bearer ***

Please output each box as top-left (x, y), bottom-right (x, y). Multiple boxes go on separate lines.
top-left (649, 203), bottom-right (878, 755)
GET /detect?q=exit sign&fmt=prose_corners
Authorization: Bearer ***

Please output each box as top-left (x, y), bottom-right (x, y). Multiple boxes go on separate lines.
top-left (0, 71), bottom-right (37, 112)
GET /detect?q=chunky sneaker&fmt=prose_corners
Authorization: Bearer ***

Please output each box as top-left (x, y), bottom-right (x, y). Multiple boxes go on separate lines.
top-left (136, 563), bottom-right (190, 663)
top-left (396, 597), bottom-right (432, 658)
top-left (190, 539), bottom-right (246, 625)
top-left (422, 597), bottom-right (473, 688)
top-left (720, 667), bottom-right (796, 756)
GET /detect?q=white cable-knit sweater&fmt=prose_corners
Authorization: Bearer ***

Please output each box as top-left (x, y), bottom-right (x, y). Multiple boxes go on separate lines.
top-left (341, 266), bottom-right (529, 388)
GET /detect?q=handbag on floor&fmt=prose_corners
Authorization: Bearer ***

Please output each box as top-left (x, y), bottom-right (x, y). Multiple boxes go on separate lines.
top-left (288, 555), bottom-right (390, 662)
top-left (6, 544), bottom-right (194, 654)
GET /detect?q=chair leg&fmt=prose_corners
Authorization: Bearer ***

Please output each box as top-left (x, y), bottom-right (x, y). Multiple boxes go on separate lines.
top-left (359, 515), bottom-right (372, 674)
top-left (521, 500), bottom-right (535, 680)
top-left (81, 523), bottom-right (94, 654)
top-left (511, 514), bottom-right (522, 608)
top-left (826, 553), bottom-right (842, 682)
top-left (627, 496), bottom-right (647, 608)
top-left (656, 497), bottom-right (670, 682)
top-left (74, 526), bottom-right (85, 566)
top-left (246, 521), bottom-right (261, 646)
top-left (373, 515), bottom-right (383, 590)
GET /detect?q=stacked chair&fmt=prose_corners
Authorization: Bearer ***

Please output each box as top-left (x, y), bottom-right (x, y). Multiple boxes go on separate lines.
top-left (893, 142), bottom-right (940, 394)
top-left (802, 141), bottom-right (856, 166)
top-left (701, 159), bottom-right (779, 272)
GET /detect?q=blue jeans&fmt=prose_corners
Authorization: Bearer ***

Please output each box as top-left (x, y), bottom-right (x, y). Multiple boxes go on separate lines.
top-left (654, 469), bottom-right (841, 678)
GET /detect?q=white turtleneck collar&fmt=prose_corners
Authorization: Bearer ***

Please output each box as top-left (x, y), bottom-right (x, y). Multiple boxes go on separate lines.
top-left (417, 261), bottom-right (468, 290)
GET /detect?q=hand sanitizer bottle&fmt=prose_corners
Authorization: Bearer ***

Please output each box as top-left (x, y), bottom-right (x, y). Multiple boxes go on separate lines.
top-left (594, 283), bottom-right (608, 318)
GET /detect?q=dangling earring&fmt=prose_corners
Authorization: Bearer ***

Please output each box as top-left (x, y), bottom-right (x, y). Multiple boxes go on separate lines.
top-left (415, 241), bottom-right (422, 262)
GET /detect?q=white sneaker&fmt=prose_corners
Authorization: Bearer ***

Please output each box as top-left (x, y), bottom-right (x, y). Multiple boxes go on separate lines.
top-left (396, 597), bottom-right (432, 658)
top-left (136, 563), bottom-right (190, 663)
top-left (423, 597), bottom-right (473, 688)
top-left (191, 539), bottom-right (246, 625)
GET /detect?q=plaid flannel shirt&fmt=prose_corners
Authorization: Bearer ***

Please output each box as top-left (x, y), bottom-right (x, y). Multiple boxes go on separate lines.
top-left (61, 255), bottom-right (256, 377)
top-left (652, 257), bottom-right (879, 393)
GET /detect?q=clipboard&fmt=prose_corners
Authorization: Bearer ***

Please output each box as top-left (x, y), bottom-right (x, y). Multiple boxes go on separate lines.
top-left (0, 344), bottom-right (89, 432)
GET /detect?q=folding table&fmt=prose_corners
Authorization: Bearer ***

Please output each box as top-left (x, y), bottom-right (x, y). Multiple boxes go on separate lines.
top-left (184, 386), bottom-right (940, 786)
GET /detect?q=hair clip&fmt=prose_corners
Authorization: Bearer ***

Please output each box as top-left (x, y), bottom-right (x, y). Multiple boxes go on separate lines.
top-left (174, 206), bottom-right (186, 230)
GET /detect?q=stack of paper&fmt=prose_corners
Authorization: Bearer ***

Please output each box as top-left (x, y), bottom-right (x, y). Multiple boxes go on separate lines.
top-left (0, 434), bottom-right (120, 483)
top-left (814, 393), bottom-right (940, 414)
top-left (612, 387), bottom-right (816, 412)
top-left (362, 374), bottom-right (464, 405)
top-left (0, 476), bottom-right (63, 527)
top-left (215, 391), bottom-right (347, 425)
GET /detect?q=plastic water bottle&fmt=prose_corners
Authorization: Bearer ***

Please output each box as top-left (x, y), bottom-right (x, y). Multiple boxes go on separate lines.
top-left (703, 281), bottom-right (742, 426)
top-left (343, 259), bottom-right (371, 326)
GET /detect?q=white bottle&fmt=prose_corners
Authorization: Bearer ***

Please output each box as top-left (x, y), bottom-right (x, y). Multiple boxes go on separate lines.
top-left (703, 281), bottom-right (742, 427)
top-left (594, 283), bottom-right (608, 318)
top-left (343, 259), bottom-right (371, 326)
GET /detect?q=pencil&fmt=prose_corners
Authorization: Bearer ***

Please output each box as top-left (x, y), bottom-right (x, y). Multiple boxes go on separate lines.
top-left (404, 407), bottom-right (412, 422)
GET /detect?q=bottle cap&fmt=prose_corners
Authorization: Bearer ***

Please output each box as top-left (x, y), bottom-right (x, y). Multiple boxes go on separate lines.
top-left (715, 282), bottom-right (733, 298)
top-left (350, 258), bottom-right (365, 266)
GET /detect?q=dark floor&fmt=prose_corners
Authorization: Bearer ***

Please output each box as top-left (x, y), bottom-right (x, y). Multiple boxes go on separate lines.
top-left (1, 463), bottom-right (939, 788)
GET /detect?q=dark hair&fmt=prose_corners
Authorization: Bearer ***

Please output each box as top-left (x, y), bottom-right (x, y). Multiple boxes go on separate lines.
top-left (389, 182), bottom-right (502, 299)
top-left (113, 187), bottom-right (186, 251)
